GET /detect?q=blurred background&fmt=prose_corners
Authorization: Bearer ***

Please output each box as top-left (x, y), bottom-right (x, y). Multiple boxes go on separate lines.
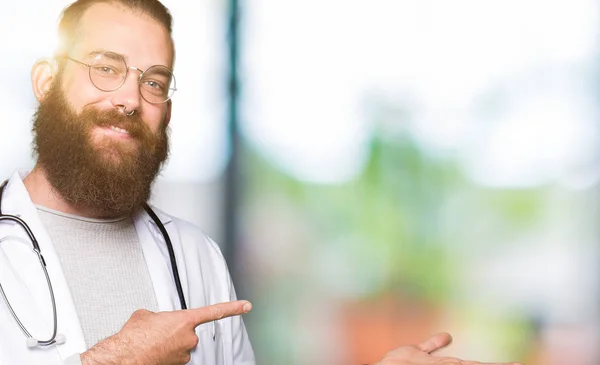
top-left (1, 0), bottom-right (599, 364)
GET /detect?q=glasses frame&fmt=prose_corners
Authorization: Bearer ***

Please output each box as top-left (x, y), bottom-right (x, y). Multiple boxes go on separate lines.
top-left (65, 51), bottom-right (177, 104)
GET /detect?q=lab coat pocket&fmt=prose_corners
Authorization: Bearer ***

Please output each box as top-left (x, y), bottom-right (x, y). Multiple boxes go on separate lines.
top-left (192, 321), bottom-right (226, 365)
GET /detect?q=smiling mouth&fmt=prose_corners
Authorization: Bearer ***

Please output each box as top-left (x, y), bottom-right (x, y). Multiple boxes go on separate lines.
top-left (94, 125), bottom-right (134, 141)
top-left (109, 125), bottom-right (129, 135)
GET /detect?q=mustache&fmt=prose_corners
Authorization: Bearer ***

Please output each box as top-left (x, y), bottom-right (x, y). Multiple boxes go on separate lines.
top-left (83, 108), bottom-right (151, 139)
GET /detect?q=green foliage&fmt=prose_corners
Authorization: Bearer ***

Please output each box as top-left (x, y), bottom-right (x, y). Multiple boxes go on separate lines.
top-left (244, 120), bottom-right (546, 304)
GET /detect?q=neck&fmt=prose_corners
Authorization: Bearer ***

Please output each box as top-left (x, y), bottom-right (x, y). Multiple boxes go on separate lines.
top-left (24, 165), bottom-right (114, 219)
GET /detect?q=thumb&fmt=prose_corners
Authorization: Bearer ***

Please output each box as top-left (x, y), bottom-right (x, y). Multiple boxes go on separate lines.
top-left (416, 333), bottom-right (453, 354)
top-left (186, 300), bottom-right (252, 326)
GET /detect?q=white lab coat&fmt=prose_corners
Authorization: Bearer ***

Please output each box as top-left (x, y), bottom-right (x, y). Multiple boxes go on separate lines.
top-left (0, 171), bottom-right (255, 365)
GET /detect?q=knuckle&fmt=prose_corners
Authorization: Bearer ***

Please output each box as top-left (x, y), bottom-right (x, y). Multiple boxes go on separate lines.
top-left (191, 333), bottom-right (200, 348)
top-left (212, 306), bottom-right (225, 320)
top-left (183, 311), bottom-right (197, 325)
top-left (131, 309), bottom-right (151, 318)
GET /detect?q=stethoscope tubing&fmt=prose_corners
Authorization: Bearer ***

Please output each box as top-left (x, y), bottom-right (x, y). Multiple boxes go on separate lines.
top-left (0, 180), bottom-right (187, 348)
top-left (143, 204), bottom-right (187, 310)
top-left (0, 249), bottom-right (59, 345)
top-left (0, 182), bottom-right (60, 346)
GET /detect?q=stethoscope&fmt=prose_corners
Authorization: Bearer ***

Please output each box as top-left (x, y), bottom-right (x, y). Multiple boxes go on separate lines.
top-left (0, 180), bottom-right (187, 348)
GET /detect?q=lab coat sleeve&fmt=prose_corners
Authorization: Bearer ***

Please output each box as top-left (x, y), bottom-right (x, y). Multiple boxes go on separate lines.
top-left (229, 283), bottom-right (255, 364)
top-left (63, 354), bottom-right (83, 365)
top-left (206, 237), bottom-right (256, 365)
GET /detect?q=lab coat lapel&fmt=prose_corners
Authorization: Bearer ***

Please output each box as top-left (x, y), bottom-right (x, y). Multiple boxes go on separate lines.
top-left (133, 207), bottom-right (190, 312)
top-left (1, 171), bottom-right (87, 358)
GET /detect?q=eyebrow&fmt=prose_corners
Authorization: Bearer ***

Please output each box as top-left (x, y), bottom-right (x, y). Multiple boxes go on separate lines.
top-left (146, 67), bottom-right (174, 80)
top-left (86, 50), bottom-right (121, 62)
top-left (84, 50), bottom-right (173, 73)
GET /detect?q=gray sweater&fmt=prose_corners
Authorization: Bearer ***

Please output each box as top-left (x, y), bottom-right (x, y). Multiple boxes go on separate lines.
top-left (37, 206), bottom-right (158, 364)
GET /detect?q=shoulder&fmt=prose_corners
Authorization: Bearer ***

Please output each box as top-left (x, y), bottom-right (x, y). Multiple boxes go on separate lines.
top-left (142, 205), bottom-right (235, 302)
top-left (143, 205), bottom-right (226, 260)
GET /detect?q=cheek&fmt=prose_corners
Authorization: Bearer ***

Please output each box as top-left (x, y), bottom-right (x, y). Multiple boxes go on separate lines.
top-left (60, 80), bottom-right (106, 113)
top-left (143, 109), bottom-right (168, 133)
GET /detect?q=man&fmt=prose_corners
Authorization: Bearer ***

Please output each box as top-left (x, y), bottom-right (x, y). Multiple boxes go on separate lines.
top-left (0, 1), bottom-right (522, 365)
top-left (1, 1), bottom-right (253, 364)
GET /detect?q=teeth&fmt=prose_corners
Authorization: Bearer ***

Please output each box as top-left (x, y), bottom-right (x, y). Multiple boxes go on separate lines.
top-left (109, 126), bottom-right (129, 134)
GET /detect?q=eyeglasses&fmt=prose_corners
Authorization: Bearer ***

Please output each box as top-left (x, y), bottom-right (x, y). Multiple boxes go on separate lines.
top-left (66, 51), bottom-right (177, 104)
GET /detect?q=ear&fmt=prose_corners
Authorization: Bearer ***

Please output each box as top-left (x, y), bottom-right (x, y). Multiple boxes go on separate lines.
top-left (31, 58), bottom-right (59, 102)
top-left (164, 99), bottom-right (172, 126)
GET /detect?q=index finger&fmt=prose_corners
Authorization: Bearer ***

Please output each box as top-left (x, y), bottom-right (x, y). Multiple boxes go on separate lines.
top-left (186, 300), bottom-right (252, 326)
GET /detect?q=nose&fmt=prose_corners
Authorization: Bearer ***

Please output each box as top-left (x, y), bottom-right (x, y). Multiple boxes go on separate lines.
top-left (110, 68), bottom-right (142, 115)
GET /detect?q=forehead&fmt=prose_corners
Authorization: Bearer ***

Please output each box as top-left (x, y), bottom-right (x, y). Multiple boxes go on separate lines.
top-left (73, 2), bottom-right (174, 69)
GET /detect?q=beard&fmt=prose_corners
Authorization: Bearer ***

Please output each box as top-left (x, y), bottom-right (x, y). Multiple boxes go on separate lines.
top-left (32, 80), bottom-right (169, 217)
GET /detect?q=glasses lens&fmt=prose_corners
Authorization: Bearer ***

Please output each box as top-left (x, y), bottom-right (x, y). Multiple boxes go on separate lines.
top-left (89, 52), bottom-right (127, 91)
top-left (140, 65), bottom-right (176, 104)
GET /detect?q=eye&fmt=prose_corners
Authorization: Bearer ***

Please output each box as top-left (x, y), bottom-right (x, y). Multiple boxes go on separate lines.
top-left (143, 80), bottom-right (166, 92)
top-left (147, 81), bottom-right (161, 89)
top-left (92, 65), bottom-right (119, 76)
